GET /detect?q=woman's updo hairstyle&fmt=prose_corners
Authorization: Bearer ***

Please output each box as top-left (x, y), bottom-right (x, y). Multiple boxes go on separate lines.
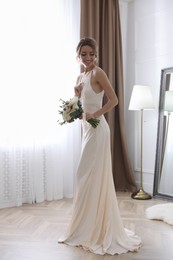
top-left (76, 37), bottom-right (98, 59)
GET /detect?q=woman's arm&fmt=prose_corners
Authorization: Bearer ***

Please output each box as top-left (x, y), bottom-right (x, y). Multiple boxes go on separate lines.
top-left (93, 69), bottom-right (118, 118)
top-left (74, 75), bottom-right (83, 97)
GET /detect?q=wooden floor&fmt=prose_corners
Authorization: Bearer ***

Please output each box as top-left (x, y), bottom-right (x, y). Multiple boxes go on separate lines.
top-left (0, 192), bottom-right (173, 260)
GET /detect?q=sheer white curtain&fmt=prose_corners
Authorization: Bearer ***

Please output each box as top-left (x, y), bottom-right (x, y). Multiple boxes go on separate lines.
top-left (0, 0), bottom-right (81, 208)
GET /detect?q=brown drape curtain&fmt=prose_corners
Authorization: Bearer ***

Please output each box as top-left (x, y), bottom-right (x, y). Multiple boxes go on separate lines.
top-left (80, 0), bottom-right (137, 192)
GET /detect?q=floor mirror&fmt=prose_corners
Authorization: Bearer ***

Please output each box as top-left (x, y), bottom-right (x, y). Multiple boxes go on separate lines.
top-left (153, 67), bottom-right (173, 200)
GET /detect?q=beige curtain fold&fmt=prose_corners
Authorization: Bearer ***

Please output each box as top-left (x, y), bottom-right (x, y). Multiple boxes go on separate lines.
top-left (80, 0), bottom-right (137, 192)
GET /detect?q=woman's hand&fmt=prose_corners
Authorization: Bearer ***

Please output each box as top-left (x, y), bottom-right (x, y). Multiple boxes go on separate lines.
top-left (74, 83), bottom-right (83, 97)
top-left (85, 112), bottom-right (96, 121)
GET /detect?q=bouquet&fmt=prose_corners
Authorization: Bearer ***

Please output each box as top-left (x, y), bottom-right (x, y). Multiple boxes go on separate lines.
top-left (58, 96), bottom-right (100, 128)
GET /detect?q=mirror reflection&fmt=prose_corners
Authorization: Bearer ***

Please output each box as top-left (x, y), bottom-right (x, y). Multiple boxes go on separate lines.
top-left (153, 68), bottom-right (173, 200)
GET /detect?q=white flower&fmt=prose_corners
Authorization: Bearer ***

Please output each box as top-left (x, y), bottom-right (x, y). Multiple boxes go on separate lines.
top-left (68, 96), bottom-right (79, 111)
top-left (62, 110), bottom-right (71, 121)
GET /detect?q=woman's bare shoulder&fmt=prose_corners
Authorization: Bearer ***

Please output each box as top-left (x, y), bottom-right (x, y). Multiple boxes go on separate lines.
top-left (94, 66), bottom-right (107, 75)
top-left (94, 66), bottom-right (103, 73)
top-left (93, 66), bottom-right (108, 79)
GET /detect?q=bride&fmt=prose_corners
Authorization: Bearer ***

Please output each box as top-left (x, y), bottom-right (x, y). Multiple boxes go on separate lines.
top-left (58, 37), bottom-right (142, 255)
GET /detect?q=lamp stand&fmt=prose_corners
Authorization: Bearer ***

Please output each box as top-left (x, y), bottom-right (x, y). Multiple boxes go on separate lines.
top-left (131, 109), bottom-right (152, 200)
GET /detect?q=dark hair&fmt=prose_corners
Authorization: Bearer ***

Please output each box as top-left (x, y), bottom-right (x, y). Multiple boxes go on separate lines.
top-left (76, 37), bottom-right (98, 58)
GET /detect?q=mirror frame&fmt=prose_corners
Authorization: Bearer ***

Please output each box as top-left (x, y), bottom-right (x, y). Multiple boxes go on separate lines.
top-left (153, 67), bottom-right (173, 200)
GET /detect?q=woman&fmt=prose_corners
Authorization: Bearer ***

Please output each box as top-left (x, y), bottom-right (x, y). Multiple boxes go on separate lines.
top-left (58, 37), bottom-right (142, 255)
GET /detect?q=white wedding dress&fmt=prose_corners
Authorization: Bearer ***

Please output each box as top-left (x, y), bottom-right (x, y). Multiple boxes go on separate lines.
top-left (58, 69), bottom-right (142, 255)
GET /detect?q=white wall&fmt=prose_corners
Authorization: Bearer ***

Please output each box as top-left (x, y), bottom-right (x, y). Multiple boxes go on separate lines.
top-left (119, 0), bottom-right (173, 194)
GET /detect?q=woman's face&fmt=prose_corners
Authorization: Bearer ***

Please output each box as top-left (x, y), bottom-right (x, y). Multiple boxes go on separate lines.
top-left (79, 45), bottom-right (96, 69)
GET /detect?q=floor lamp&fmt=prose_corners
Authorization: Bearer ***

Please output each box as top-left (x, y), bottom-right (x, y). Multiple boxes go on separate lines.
top-left (160, 91), bottom-right (173, 174)
top-left (129, 85), bottom-right (154, 200)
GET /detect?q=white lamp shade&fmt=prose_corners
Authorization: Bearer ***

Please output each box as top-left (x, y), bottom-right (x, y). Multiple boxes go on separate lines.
top-left (129, 85), bottom-right (155, 110)
top-left (164, 91), bottom-right (173, 112)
